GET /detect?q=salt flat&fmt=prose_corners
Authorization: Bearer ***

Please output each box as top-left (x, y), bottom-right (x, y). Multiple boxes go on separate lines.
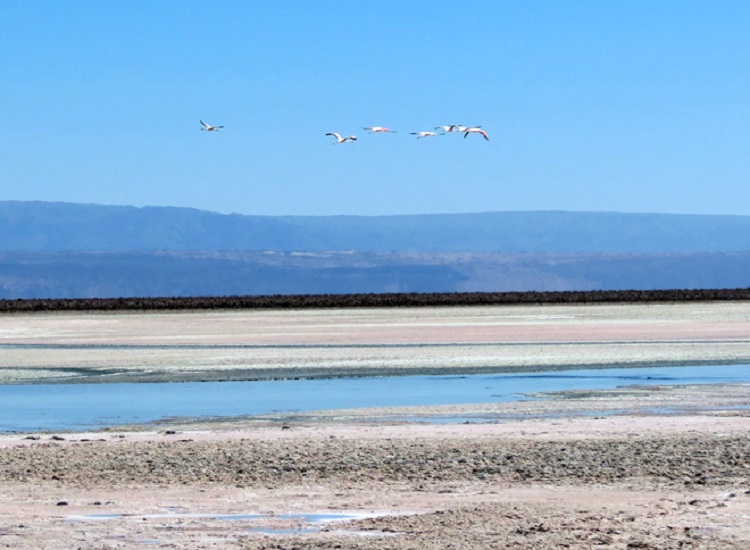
top-left (1, 301), bottom-right (750, 384)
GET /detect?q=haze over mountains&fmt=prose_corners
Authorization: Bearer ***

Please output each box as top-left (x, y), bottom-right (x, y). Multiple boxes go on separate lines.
top-left (3, 200), bottom-right (750, 254)
top-left (1, 201), bottom-right (749, 298)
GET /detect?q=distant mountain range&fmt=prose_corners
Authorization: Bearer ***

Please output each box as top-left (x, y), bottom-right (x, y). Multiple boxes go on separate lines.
top-left (1, 201), bottom-right (749, 298)
top-left (3, 200), bottom-right (750, 254)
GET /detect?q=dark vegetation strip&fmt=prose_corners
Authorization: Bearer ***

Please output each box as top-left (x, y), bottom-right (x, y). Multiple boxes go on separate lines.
top-left (1, 288), bottom-right (750, 313)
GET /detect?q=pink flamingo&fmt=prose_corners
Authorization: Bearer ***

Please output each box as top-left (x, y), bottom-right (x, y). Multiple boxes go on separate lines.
top-left (326, 132), bottom-right (357, 144)
top-left (200, 120), bottom-right (224, 132)
top-left (363, 126), bottom-right (397, 133)
top-left (463, 126), bottom-right (489, 141)
top-left (410, 131), bottom-right (443, 139)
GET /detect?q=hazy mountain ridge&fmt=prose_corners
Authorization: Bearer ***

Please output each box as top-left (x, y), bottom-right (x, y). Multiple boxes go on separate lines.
top-left (2, 200), bottom-right (750, 253)
top-left (2, 201), bottom-right (749, 298)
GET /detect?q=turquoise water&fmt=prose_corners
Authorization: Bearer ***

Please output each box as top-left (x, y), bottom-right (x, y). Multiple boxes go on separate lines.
top-left (1, 364), bottom-right (748, 433)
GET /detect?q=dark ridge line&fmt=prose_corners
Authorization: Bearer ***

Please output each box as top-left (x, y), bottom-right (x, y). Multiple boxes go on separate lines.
top-left (1, 288), bottom-right (750, 313)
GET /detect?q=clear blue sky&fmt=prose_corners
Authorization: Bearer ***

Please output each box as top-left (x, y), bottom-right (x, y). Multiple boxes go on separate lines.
top-left (2, 1), bottom-right (749, 216)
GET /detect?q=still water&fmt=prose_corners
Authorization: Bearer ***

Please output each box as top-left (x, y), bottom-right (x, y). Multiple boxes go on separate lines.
top-left (1, 364), bottom-right (748, 433)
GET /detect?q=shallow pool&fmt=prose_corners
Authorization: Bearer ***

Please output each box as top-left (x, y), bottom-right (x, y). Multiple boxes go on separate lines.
top-left (1, 364), bottom-right (748, 433)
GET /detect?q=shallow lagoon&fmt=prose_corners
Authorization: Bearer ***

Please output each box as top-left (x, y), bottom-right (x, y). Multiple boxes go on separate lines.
top-left (1, 364), bottom-right (749, 433)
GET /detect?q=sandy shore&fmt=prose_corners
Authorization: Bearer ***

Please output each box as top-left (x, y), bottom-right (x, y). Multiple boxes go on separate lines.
top-left (1, 302), bottom-right (750, 547)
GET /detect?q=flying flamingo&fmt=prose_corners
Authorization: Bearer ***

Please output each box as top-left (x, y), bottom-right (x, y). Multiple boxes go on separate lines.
top-left (363, 126), bottom-right (397, 133)
top-left (410, 131), bottom-right (443, 139)
top-left (326, 132), bottom-right (357, 144)
top-left (200, 120), bottom-right (224, 132)
top-left (435, 125), bottom-right (462, 133)
top-left (463, 126), bottom-right (489, 141)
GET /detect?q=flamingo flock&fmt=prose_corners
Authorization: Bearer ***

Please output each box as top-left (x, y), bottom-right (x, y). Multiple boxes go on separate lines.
top-left (200, 120), bottom-right (489, 143)
top-left (327, 124), bottom-right (489, 144)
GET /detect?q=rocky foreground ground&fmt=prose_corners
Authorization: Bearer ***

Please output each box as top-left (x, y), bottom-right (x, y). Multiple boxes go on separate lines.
top-left (1, 392), bottom-right (749, 549)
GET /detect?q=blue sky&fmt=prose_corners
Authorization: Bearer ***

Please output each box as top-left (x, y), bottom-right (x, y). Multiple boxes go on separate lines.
top-left (2, 1), bottom-right (749, 216)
